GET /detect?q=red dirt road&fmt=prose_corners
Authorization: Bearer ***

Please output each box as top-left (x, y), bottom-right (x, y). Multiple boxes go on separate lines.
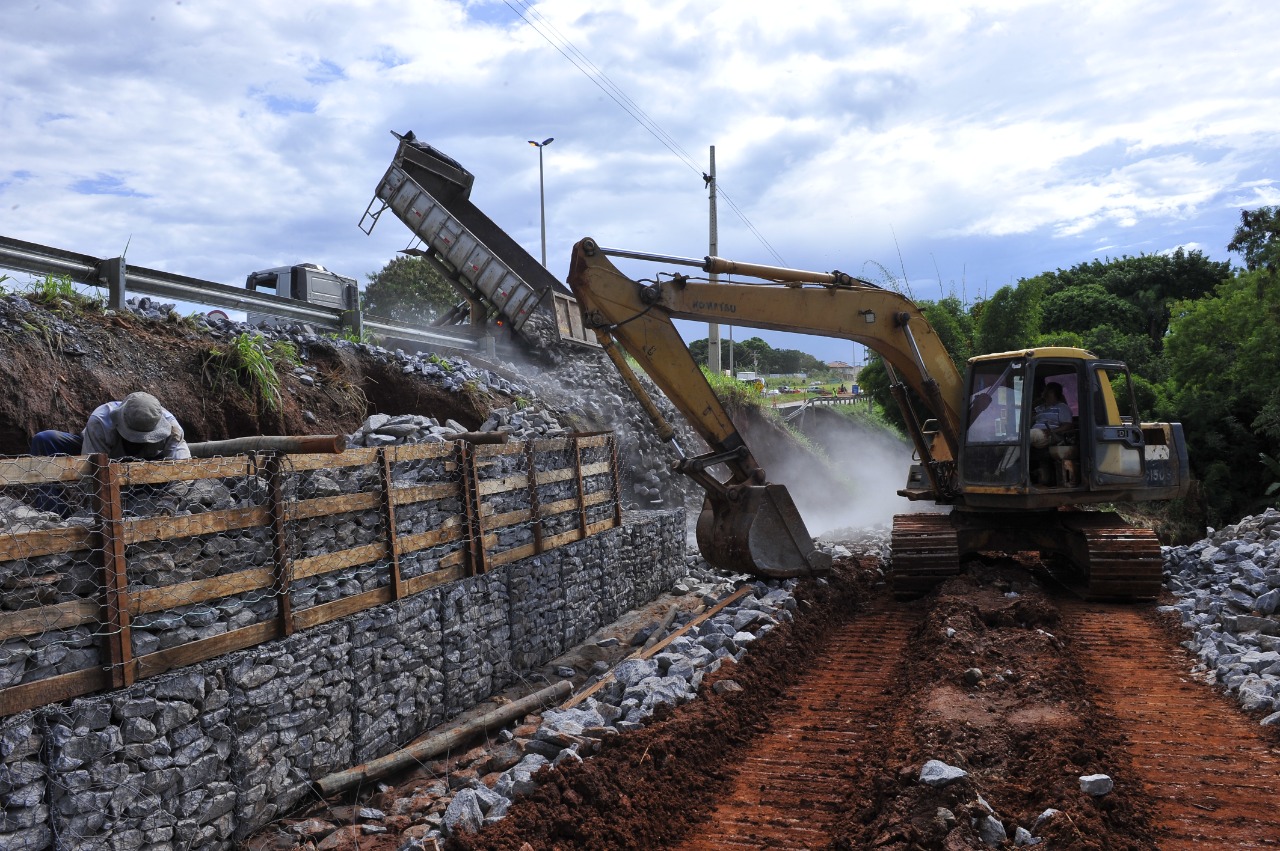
top-left (1062, 601), bottom-right (1280, 848)
top-left (672, 607), bottom-right (919, 850)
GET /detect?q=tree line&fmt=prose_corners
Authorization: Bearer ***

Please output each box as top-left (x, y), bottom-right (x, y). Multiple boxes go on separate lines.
top-left (857, 208), bottom-right (1280, 526)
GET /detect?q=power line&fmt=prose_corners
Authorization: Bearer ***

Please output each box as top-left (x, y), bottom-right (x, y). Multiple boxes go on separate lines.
top-left (503, 0), bottom-right (786, 265)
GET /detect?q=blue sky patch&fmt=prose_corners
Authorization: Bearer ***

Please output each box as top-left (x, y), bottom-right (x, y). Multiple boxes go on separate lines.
top-left (71, 174), bottom-right (147, 197)
top-left (306, 59), bottom-right (345, 85)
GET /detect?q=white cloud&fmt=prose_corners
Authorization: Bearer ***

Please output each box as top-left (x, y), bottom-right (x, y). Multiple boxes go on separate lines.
top-left (1, 0), bottom-right (1277, 360)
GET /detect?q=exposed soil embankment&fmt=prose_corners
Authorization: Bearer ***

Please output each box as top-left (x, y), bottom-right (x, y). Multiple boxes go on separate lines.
top-left (0, 296), bottom-right (488, 453)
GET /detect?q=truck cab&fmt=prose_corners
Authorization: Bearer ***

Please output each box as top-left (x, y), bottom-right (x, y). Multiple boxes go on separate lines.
top-left (244, 263), bottom-right (359, 327)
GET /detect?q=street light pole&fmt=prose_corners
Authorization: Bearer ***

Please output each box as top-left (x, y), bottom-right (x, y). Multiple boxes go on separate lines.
top-left (528, 137), bottom-right (554, 266)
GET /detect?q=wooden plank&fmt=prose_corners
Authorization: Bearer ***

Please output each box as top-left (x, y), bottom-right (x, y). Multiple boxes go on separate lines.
top-left (480, 507), bottom-right (533, 532)
top-left (0, 524), bottom-right (94, 561)
top-left (527, 462), bottom-right (608, 487)
top-left (134, 620), bottom-right (280, 680)
top-left (396, 520), bottom-right (465, 555)
top-left (476, 473), bottom-right (529, 497)
top-left (0, 666), bottom-right (110, 717)
top-left (292, 543), bottom-right (385, 580)
top-left (534, 468), bottom-right (574, 486)
top-left (487, 542), bottom-right (538, 568)
top-left (391, 482), bottom-right (461, 506)
top-left (384, 443), bottom-right (455, 463)
top-left (404, 564), bottom-right (467, 596)
top-left (291, 587), bottom-right (394, 631)
top-left (533, 437), bottom-right (569, 452)
top-left (0, 600), bottom-right (100, 642)
top-left (115, 456), bottom-right (252, 486)
top-left (474, 442), bottom-right (524, 458)
top-left (538, 491), bottom-right (612, 519)
top-left (542, 527), bottom-right (586, 550)
top-left (287, 447), bottom-right (379, 472)
top-left (586, 518), bottom-right (616, 536)
top-left (123, 506), bottom-right (270, 545)
top-left (129, 568), bottom-right (275, 616)
top-left (377, 449), bottom-right (405, 601)
top-left (0, 455), bottom-right (93, 485)
top-left (287, 492), bottom-right (380, 521)
top-left (93, 456), bottom-right (133, 689)
top-left (574, 434), bottom-right (610, 449)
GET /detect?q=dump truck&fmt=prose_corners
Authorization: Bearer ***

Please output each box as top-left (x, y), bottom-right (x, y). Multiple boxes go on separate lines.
top-left (359, 131), bottom-right (593, 349)
top-left (565, 238), bottom-right (1190, 598)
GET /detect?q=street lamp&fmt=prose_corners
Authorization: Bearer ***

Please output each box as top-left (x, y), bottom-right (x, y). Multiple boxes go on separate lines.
top-left (528, 137), bottom-right (554, 266)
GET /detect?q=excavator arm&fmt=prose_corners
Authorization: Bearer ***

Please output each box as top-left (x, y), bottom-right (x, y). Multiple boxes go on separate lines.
top-left (567, 237), bottom-right (968, 578)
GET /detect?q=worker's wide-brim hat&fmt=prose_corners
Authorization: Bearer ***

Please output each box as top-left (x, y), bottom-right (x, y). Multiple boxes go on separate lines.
top-left (117, 392), bottom-right (172, 444)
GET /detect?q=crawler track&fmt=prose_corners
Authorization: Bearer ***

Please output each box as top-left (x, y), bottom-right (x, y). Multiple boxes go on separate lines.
top-left (1061, 601), bottom-right (1280, 848)
top-left (673, 605), bottom-right (918, 851)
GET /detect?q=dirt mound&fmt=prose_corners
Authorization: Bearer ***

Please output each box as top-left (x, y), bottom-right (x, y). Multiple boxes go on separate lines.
top-left (0, 297), bottom-right (493, 453)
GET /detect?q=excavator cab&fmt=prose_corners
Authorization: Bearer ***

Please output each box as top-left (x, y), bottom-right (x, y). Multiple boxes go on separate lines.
top-left (957, 349), bottom-right (1173, 509)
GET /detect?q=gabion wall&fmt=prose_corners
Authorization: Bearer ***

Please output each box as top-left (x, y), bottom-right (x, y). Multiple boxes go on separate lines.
top-left (0, 509), bottom-right (685, 851)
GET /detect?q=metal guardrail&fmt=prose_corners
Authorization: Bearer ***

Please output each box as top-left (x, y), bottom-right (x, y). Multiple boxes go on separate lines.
top-left (0, 234), bottom-right (478, 352)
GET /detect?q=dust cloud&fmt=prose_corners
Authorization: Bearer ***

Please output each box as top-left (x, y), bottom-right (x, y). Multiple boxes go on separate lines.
top-left (751, 405), bottom-right (940, 536)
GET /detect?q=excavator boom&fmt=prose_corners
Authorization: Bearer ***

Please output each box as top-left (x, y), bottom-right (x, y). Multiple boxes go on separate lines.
top-left (567, 238), bottom-right (967, 579)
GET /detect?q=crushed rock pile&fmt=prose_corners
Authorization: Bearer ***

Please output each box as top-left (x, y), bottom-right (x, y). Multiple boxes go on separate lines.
top-left (1163, 507), bottom-right (1280, 724)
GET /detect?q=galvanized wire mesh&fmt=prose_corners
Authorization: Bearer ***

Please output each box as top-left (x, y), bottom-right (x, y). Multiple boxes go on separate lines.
top-left (0, 433), bottom-right (623, 718)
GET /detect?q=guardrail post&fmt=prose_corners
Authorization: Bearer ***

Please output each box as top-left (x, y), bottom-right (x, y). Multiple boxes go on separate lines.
top-left (341, 282), bottom-right (363, 339)
top-left (99, 256), bottom-right (127, 310)
top-left (92, 455), bottom-right (134, 688)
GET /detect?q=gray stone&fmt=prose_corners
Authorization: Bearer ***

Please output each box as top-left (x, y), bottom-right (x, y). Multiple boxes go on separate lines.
top-left (963, 668), bottom-right (984, 685)
top-left (978, 815), bottom-right (1007, 846)
top-left (442, 788), bottom-right (483, 836)
top-left (919, 760), bottom-right (968, 787)
top-left (1079, 773), bottom-right (1114, 795)
top-left (1014, 826), bottom-right (1041, 846)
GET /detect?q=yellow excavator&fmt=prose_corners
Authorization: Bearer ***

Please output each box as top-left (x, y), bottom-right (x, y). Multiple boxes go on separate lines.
top-left (566, 238), bottom-right (1190, 598)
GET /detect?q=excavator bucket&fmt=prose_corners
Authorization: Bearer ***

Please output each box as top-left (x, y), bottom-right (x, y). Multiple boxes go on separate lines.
top-left (695, 484), bottom-right (833, 579)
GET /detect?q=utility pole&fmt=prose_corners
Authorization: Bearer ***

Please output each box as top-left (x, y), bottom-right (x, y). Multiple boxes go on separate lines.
top-left (706, 146), bottom-right (721, 375)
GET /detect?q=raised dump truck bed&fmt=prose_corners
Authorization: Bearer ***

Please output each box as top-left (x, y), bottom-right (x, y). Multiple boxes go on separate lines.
top-left (361, 132), bottom-right (592, 346)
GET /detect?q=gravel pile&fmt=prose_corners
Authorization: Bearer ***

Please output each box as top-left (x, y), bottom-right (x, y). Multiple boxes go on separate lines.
top-left (1162, 507), bottom-right (1280, 725)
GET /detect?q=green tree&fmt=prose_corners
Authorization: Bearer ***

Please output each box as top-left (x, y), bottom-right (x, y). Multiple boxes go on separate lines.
top-left (1227, 206), bottom-right (1280, 276)
top-left (1163, 268), bottom-right (1280, 523)
top-left (1037, 250), bottom-right (1227, 347)
top-left (363, 256), bottom-right (458, 325)
top-left (974, 278), bottom-right (1044, 354)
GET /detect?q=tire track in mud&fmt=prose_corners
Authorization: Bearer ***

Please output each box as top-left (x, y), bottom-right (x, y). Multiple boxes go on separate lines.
top-left (1061, 601), bottom-right (1280, 849)
top-left (673, 604), bottom-right (918, 851)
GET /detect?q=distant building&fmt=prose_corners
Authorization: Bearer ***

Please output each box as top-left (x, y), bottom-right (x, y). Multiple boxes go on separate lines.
top-left (826, 361), bottom-right (861, 382)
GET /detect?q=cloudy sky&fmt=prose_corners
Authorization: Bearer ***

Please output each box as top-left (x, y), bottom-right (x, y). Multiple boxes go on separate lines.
top-left (1, 0), bottom-right (1276, 363)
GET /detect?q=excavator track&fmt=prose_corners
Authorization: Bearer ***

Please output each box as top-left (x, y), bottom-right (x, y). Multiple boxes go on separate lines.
top-left (890, 512), bottom-right (960, 598)
top-left (1062, 601), bottom-right (1280, 847)
top-left (1059, 512), bottom-right (1163, 599)
top-left (672, 606), bottom-right (918, 851)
